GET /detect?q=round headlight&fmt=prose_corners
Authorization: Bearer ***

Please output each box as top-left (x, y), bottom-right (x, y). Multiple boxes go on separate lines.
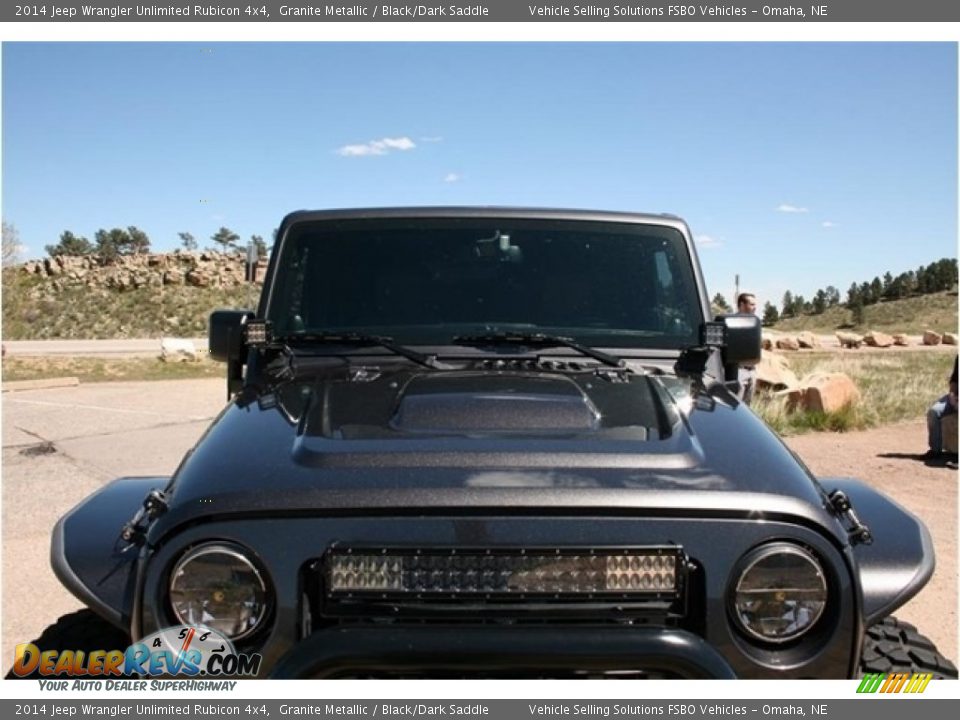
top-left (732, 543), bottom-right (827, 644)
top-left (169, 543), bottom-right (268, 640)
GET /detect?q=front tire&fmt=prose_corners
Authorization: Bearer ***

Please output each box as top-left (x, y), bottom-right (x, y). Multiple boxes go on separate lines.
top-left (6, 610), bottom-right (130, 679)
top-left (860, 616), bottom-right (957, 679)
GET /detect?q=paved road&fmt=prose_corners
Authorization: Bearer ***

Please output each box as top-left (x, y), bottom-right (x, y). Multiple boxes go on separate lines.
top-left (2, 379), bottom-right (955, 677)
top-left (3, 338), bottom-right (209, 357)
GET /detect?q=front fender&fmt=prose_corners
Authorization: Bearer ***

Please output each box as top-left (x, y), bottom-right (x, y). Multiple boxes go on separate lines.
top-left (51, 477), bottom-right (167, 632)
top-left (826, 478), bottom-right (935, 627)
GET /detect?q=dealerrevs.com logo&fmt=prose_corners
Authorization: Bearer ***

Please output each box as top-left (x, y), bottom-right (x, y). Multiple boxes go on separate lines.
top-left (12, 625), bottom-right (262, 679)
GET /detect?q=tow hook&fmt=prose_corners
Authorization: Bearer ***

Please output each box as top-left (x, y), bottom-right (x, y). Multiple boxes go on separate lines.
top-left (120, 489), bottom-right (168, 546)
top-left (828, 489), bottom-right (873, 546)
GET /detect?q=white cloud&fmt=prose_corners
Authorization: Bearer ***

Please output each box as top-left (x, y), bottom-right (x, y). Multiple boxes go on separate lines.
top-left (444, 173), bottom-right (461, 183)
top-left (822, 221), bottom-right (836, 228)
top-left (695, 234), bottom-right (722, 249)
top-left (336, 136), bottom-right (416, 157)
top-left (777, 203), bottom-right (809, 214)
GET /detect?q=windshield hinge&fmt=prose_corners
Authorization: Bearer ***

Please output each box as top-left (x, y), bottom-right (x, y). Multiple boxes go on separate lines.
top-left (828, 489), bottom-right (873, 546)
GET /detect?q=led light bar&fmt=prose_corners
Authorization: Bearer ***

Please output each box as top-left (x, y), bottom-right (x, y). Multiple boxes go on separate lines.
top-left (326, 549), bottom-right (681, 597)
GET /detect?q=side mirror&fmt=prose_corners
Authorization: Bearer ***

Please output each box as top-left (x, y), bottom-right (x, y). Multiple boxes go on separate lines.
top-left (209, 309), bottom-right (254, 362)
top-left (721, 314), bottom-right (762, 367)
top-left (704, 315), bottom-right (762, 387)
top-left (209, 309), bottom-right (254, 397)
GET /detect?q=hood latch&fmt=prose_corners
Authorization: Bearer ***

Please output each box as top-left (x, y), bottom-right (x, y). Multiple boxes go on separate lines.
top-left (119, 489), bottom-right (168, 547)
top-left (828, 489), bottom-right (873, 546)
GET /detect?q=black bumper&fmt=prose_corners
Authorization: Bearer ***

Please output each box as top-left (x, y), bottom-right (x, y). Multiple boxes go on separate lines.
top-left (269, 626), bottom-right (737, 679)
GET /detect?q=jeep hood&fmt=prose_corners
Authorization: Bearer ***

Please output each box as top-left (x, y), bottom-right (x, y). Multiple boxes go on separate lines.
top-left (154, 368), bottom-right (836, 536)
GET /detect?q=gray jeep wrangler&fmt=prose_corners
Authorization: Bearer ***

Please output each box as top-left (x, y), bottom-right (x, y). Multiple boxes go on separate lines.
top-left (22, 208), bottom-right (958, 679)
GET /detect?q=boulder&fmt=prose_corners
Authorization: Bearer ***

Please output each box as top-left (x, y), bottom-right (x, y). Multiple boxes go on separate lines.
top-left (43, 257), bottom-right (62, 276)
top-left (943, 333), bottom-right (958, 346)
top-left (59, 256), bottom-right (85, 273)
top-left (796, 332), bottom-right (820, 349)
top-left (185, 269), bottom-right (212, 288)
top-left (163, 269), bottom-right (184, 285)
top-left (893, 334), bottom-right (910, 347)
top-left (836, 331), bottom-right (863, 349)
top-left (160, 337), bottom-right (199, 363)
top-left (797, 372), bottom-right (860, 414)
top-left (106, 273), bottom-right (132, 291)
top-left (863, 330), bottom-right (894, 348)
top-left (923, 330), bottom-right (942, 346)
top-left (776, 336), bottom-right (800, 351)
top-left (756, 351), bottom-right (800, 392)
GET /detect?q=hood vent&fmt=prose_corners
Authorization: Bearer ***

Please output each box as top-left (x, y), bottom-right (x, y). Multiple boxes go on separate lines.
top-left (391, 373), bottom-right (600, 434)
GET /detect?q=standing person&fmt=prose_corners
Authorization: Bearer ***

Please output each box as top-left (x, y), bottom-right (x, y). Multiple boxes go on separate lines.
top-left (737, 292), bottom-right (758, 405)
top-left (926, 355), bottom-right (958, 458)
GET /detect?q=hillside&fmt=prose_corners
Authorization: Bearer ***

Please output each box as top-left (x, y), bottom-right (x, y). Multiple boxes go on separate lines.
top-left (771, 291), bottom-right (958, 336)
top-left (2, 251), bottom-right (259, 339)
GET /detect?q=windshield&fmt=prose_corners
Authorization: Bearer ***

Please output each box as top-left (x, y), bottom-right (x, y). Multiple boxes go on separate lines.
top-left (266, 216), bottom-right (704, 349)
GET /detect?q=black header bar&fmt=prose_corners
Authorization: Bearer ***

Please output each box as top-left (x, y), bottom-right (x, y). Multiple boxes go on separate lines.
top-left (5, 1), bottom-right (960, 23)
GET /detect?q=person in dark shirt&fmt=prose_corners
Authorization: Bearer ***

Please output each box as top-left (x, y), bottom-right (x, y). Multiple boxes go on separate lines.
top-left (926, 355), bottom-right (958, 456)
top-left (736, 292), bottom-right (758, 405)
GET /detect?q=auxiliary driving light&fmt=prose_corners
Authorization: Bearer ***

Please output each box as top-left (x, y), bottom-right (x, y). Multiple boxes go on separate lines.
top-left (244, 319), bottom-right (272, 346)
top-left (702, 322), bottom-right (726, 347)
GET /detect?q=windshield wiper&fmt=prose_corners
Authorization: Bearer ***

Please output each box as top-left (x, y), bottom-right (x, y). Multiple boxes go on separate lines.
top-left (275, 332), bottom-right (452, 370)
top-left (451, 332), bottom-right (624, 369)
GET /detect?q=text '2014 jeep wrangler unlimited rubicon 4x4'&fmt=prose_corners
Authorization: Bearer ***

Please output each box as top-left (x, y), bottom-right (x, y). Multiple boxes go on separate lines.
top-left (25, 208), bottom-right (958, 679)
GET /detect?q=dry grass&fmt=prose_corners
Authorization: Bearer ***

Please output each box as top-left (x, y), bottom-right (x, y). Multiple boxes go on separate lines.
top-left (753, 351), bottom-right (955, 435)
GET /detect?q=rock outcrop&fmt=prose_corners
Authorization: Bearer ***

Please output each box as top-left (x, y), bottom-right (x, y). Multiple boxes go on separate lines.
top-left (20, 250), bottom-right (266, 291)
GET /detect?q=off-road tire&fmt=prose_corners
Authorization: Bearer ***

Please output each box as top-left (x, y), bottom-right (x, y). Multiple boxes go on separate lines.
top-left (5, 609), bottom-right (130, 679)
top-left (860, 616), bottom-right (958, 679)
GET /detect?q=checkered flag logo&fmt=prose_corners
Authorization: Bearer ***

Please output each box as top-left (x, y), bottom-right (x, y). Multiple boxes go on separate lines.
top-left (857, 673), bottom-right (933, 694)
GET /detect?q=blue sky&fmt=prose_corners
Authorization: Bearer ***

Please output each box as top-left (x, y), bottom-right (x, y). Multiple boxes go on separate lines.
top-left (2, 42), bottom-right (956, 309)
